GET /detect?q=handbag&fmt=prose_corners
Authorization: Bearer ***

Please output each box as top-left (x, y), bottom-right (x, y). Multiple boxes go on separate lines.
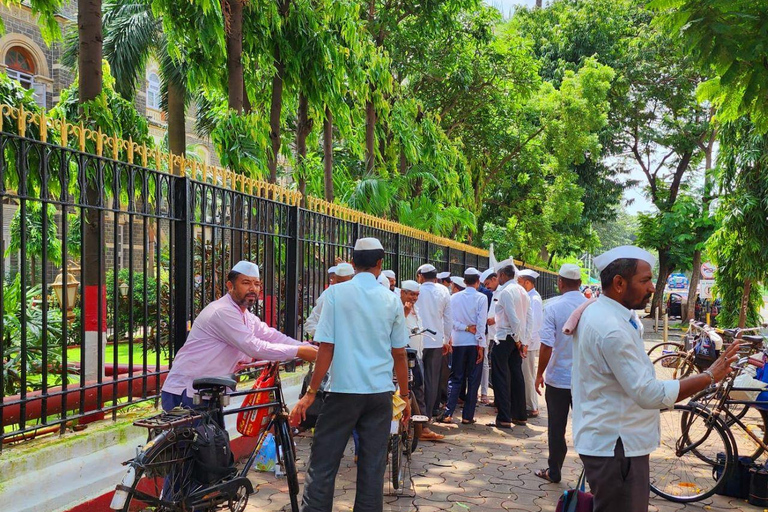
top-left (693, 334), bottom-right (718, 369)
top-left (236, 363), bottom-right (278, 437)
top-left (555, 469), bottom-right (593, 512)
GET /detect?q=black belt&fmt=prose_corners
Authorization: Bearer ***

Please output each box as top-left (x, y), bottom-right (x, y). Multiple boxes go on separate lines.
top-left (502, 335), bottom-right (518, 342)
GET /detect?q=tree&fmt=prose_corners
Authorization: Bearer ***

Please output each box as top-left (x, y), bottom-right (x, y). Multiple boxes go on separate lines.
top-left (709, 120), bottom-right (768, 328)
top-left (6, 202), bottom-right (62, 287)
top-left (650, 0), bottom-right (768, 132)
top-left (63, 0), bottom-right (190, 168)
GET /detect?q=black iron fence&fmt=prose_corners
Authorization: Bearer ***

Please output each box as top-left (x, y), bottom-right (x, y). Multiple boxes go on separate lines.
top-left (0, 105), bottom-right (557, 448)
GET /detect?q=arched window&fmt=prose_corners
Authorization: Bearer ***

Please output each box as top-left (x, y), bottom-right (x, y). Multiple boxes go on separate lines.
top-left (146, 72), bottom-right (161, 110)
top-left (4, 46), bottom-right (46, 107)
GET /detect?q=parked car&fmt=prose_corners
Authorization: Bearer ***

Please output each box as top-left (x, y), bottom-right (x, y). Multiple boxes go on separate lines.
top-left (666, 292), bottom-right (684, 319)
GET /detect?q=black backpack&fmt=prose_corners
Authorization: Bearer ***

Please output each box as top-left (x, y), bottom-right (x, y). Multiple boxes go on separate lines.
top-left (192, 422), bottom-right (236, 485)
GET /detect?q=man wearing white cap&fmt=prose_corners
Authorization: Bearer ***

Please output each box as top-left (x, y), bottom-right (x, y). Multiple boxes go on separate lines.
top-left (291, 238), bottom-right (411, 512)
top-left (328, 266), bottom-right (338, 286)
top-left (304, 263), bottom-right (354, 339)
top-left (490, 258), bottom-right (532, 427)
top-left (400, 280), bottom-right (445, 442)
top-left (479, 268), bottom-right (498, 404)
top-left (437, 271), bottom-right (451, 289)
top-left (571, 246), bottom-right (739, 511)
top-left (517, 269), bottom-right (543, 418)
top-left (415, 263), bottom-right (453, 420)
top-left (533, 263), bottom-right (585, 484)
top-left (161, 261), bottom-right (318, 411)
top-left (449, 275), bottom-right (465, 294)
top-left (382, 269), bottom-right (398, 293)
top-left (439, 268), bottom-right (487, 424)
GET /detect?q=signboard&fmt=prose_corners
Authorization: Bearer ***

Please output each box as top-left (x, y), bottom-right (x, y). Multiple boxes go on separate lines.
top-left (701, 262), bottom-right (717, 280)
top-left (700, 279), bottom-right (716, 299)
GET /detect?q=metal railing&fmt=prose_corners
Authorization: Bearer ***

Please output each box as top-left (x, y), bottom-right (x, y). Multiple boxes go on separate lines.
top-left (0, 102), bottom-right (560, 448)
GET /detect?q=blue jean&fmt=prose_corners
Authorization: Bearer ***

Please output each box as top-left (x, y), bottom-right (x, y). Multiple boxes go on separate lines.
top-left (445, 345), bottom-right (482, 421)
top-left (161, 390), bottom-right (196, 411)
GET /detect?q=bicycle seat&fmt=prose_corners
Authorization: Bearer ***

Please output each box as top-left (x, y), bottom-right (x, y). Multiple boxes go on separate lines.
top-left (742, 335), bottom-right (764, 344)
top-left (405, 347), bottom-right (418, 360)
top-left (723, 329), bottom-right (739, 337)
top-left (192, 376), bottom-right (237, 391)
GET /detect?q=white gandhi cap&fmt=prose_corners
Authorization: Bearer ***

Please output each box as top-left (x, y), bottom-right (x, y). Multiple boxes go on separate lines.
top-left (594, 245), bottom-right (656, 272)
top-left (417, 263), bottom-right (437, 274)
top-left (518, 269), bottom-right (539, 279)
top-left (480, 268), bottom-right (495, 282)
top-left (401, 280), bottom-right (420, 292)
top-left (231, 260), bottom-right (260, 279)
top-left (495, 258), bottom-right (519, 275)
top-left (382, 270), bottom-right (396, 279)
top-left (328, 266), bottom-right (338, 274)
top-left (436, 271), bottom-right (451, 279)
top-left (558, 264), bottom-right (582, 280)
top-left (450, 276), bottom-right (466, 288)
top-left (464, 267), bottom-right (482, 277)
top-left (377, 273), bottom-right (390, 287)
top-left (335, 263), bottom-right (354, 277)
top-left (354, 237), bottom-right (384, 251)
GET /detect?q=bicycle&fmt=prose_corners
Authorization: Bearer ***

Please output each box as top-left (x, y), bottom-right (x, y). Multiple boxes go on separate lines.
top-left (109, 360), bottom-right (301, 512)
top-left (650, 351), bottom-right (768, 503)
top-left (387, 328), bottom-right (433, 495)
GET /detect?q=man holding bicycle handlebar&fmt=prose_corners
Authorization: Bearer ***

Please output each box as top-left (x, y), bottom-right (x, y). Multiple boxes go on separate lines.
top-left (290, 237), bottom-right (411, 512)
top-left (161, 261), bottom-right (318, 412)
top-left (571, 246), bottom-right (740, 512)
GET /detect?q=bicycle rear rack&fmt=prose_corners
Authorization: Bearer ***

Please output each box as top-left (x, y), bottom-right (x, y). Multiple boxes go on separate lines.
top-left (132, 408), bottom-right (201, 430)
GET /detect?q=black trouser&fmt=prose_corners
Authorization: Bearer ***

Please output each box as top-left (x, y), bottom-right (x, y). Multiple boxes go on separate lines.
top-left (422, 347), bottom-right (443, 419)
top-left (301, 392), bottom-right (392, 512)
top-left (580, 438), bottom-right (650, 512)
top-left (490, 336), bottom-right (526, 423)
top-left (438, 354), bottom-right (451, 412)
top-left (545, 385), bottom-right (572, 482)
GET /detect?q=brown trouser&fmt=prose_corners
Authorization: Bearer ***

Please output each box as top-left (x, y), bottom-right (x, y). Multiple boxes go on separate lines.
top-left (579, 438), bottom-right (650, 512)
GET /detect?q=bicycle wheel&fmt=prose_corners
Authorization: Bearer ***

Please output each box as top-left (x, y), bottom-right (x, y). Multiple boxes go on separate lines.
top-left (647, 342), bottom-right (684, 359)
top-left (389, 434), bottom-right (404, 490)
top-left (653, 353), bottom-right (698, 381)
top-left (114, 430), bottom-right (196, 511)
top-left (650, 404), bottom-right (733, 502)
top-left (276, 416), bottom-right (300, 512)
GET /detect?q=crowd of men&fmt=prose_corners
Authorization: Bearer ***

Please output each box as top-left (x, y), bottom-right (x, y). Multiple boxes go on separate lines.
top-left (161, 240), bottom-right (741, 512)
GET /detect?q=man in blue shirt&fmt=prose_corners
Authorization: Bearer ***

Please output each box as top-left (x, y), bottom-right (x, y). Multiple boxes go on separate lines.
top-left (290, 237), bottom-right (410, 512)
top-left (533, 264), bottom-right (585, 484)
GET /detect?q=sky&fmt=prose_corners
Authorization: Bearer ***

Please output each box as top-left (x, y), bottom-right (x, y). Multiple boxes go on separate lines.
top-left (486, 0), bottom-right (657, 215)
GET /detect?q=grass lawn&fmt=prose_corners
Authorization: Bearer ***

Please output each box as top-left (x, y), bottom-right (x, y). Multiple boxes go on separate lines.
top-left (66, 342), bottom-right (170, 367)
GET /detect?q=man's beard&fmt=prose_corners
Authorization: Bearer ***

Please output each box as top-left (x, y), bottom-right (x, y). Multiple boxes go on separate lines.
top-left (632, 292), bottom-right (653, 310)
top-left (233, 293), bottom-right (257, 307)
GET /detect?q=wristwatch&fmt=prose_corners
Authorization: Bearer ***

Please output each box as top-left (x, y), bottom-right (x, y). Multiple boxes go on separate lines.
top-left (306, 386), bottom-right (317, 396)
top-left (702, 369), bottom-right (716, 386)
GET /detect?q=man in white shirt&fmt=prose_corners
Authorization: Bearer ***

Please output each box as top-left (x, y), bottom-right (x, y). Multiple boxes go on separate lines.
top-left (303, 263), bottom-right (354, 339)
top-left (571, 246), bottom-right (739, 512)
top-left (517, 269), bottom-right (543, 418)
top-left (416, 264), bottom-right (452, 419)
top-left (490, 259), bottom-right (532, 427)
top-left (382, 269), bottom-right (398, 294)
top-left (480, 269), bottom-right (498, 404)
top-left (438, 268), bottom-right (487, 424)
top-left (400, 280), bottom-right (445, 441)
top-left (533, 263), bottom-right (585, 484)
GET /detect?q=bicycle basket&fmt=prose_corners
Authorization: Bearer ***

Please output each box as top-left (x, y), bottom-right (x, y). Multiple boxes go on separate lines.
top-left (133, 408), bottom-right (201, 431)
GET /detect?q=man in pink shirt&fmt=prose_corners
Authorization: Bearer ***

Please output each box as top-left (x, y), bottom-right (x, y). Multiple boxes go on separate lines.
top-left (161, 261), bottom-right (318, 410)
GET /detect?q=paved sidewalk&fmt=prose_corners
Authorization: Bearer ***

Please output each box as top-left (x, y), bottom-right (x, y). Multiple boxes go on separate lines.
top-left (243, 399), bottom-right (760, 511)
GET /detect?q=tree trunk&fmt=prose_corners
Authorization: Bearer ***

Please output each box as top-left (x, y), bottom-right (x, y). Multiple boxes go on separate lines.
top-left (79, 0), bottom-right (104, 381)
top-left (167, 79), bottom-right (186, 176)
top-left (684, 249), bottom-right (701, 324)
top-left (224, 0), bottom-right (244, 112)
top-left (536, 0), bottom-right (542, 7)
top-left (242, 73), bottom-right (251, 114)
top-left (739, 279), bottom-right (752, 328)
top-left (268, 45), bottom-right (285, 185)
top-left (365, 99), bottom-right (376, 174)
top-left (650, 251), bottom-right (670, 317)
top-left (296, 92), bottom-right (313, 203)
top-left (323, 106), bottom-right (333, 202)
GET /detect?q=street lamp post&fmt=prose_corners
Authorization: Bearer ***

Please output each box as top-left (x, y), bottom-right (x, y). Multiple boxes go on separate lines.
top-left (51, 272), bottom-right (80, 323)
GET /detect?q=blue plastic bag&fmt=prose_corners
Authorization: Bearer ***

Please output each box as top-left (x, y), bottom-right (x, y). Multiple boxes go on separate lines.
top-left (252, 433), bottom-right (276, 472)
